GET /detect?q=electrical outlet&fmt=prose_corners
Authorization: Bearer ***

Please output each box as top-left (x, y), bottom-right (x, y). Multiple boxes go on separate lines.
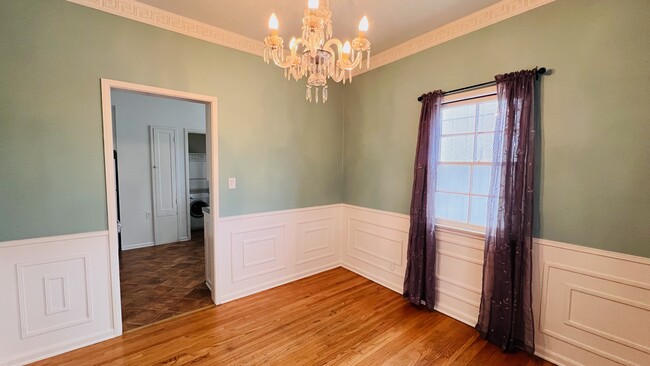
top-left (228, 178), bottom-right (236, 189)
top-left (146, 211), bottom-right (152, 219)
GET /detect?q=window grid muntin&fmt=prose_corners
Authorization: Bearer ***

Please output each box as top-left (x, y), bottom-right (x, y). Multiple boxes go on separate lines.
top-left (436, 92), bottom-right (497, 228)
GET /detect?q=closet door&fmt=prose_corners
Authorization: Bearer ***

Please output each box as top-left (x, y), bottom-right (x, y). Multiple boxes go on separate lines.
top-left (150, 126), bottom-right (179, 245)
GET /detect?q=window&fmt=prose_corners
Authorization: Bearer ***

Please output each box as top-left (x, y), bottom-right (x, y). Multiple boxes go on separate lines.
top-left (435, 87), bottom-right (497, 230)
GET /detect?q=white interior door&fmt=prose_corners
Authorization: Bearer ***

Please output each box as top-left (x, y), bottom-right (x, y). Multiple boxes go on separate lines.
top-left (150, 126), bottom-right (179, 245)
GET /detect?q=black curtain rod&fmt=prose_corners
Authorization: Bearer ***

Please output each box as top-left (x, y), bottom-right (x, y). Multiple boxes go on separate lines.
top-left (417, 67), bottom-right (547, 102)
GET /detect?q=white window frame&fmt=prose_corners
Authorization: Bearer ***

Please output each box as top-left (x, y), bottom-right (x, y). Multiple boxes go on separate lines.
top-left (434, 86), bottom-right (497, 234)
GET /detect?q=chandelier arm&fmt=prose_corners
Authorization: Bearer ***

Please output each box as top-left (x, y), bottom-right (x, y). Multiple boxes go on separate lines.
top-left (322, 39), bottom-right (362, 71)
top-left (322, 38), bottom-right (343, 53)
top-left (330, 66), bottom-right (346, 83)
top-left (271, 50), bottom-right (299, 69)
top-left (338, 55), bottom-right (362, 71)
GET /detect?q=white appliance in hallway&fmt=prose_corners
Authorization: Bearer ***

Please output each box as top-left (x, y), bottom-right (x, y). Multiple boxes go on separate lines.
top-left (189, 191), bottom-right (209, 230)
top-left (188, 152), bottom-right (209, 230)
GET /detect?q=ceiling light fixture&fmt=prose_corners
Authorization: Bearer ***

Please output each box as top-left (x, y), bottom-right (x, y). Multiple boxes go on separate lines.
top-left (264, 0), bottom-right (371, 103)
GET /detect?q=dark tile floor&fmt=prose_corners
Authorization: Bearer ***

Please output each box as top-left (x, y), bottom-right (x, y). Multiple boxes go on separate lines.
top-left (119, 231), bottom-right (214, 331)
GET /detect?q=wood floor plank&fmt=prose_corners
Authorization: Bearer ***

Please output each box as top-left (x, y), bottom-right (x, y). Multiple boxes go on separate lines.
top-left (31, 268), bottom-right (553, 366)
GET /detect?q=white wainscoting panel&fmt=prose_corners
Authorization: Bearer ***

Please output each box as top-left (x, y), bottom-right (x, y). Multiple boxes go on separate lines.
top-left (340, 205), bottom-right (484, 326)
top-left (340, 205), bottom-right (409, 293)
top-left (0, 231), bottom-right (118, 366)
top-left (533, 239), bottom-right (650, 366)
top-left (217, 205), bottom-right (342, 303)
top-left (296, 217), bottom-right (337, 265)
top-left (3, 205), bottom-right (647, 366)
top-left (433, 227), bottom-right (485, 326)
top-left (341, 204), bottom-right (650, 366)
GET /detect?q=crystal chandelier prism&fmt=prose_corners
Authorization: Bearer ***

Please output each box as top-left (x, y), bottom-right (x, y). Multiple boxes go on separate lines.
top-left (264, 0), bottom-right (371, 103)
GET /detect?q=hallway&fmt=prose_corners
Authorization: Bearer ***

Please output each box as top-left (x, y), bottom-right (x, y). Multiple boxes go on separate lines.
top-left (119, 232), bottom-right (213, 331)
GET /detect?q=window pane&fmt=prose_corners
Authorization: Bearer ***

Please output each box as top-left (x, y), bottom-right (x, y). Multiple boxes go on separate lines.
top-left (477, 101), bottom-right (498, 132)
top-left (440, 135), bottom-right (474, 162)
top-left (469, 196), bottom-right (488, 226)
top-left (471, 165), bottom-right (492, 195)
top-left (442, 104), bottom-right (475, 134)
top-left (475, 133), bottom-right (495, 162)
top-left (437, 165), bottom-right (470, 193)
top-left (435, 192), bottom-right (469, 222)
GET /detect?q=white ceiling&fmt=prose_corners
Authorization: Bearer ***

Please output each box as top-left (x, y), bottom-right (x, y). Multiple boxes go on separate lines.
top-left (136, 0), bottom-right (502, 54)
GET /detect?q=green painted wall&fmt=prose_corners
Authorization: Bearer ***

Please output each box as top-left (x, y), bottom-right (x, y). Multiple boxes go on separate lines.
top-left (0, 0), bottom-right (344, 241)
top-left (2, 0), bottom-right (648, 258)
top-left (343, 0), bottom-right (650, 257)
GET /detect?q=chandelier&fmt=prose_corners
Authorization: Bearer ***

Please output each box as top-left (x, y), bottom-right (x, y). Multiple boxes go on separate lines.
top-left (264, 0), bottom-right (371, 103)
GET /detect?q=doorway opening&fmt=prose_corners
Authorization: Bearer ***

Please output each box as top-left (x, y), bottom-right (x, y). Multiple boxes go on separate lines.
top-left (100, 79), bottom-right (219, 335)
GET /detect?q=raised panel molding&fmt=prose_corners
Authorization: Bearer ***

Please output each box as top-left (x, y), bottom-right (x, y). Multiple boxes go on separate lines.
top-left (44, 273), bottom-right (71, 315)
top-left (242, 236), bottom-right (279, 268)
top-left (16, 254), bottom-right (94, 339)
top-left (564, 284), bottom-right (650, 354)
top-left (66, 0), bottom-right (554, 74)
top-left (231, 225), bottom-right (286, 283)
top-left (0, 231), bottom-right (117, 366)
top-left (347, 218), bottom-right (406, 275)
top-left (296, 217), bottom-right (337, 265)
top-left (537, 260), bottom-right (650, 366)
top-left (16, 253), bottom-right (93, 339)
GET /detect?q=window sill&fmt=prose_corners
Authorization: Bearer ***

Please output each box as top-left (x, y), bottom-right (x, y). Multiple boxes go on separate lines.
top-left (435, 222), bottom-right (486, 241)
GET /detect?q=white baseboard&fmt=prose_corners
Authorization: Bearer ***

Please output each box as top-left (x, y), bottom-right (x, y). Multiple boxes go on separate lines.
top-left (340, 262), bottom-right (402, 294)
top-left (0, 231), bottom-right (119, 366)
top-left (220, 262), bottom-right (341, 303)
top-left (7, 330), bottom-right (115, 366)
top-left (535, 346), bottom-right (582, 366)
top-left (121, 241), bottom-right (154, 250)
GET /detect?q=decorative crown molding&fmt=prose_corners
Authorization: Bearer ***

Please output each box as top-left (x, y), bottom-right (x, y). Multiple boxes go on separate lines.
top-left (67, 0), bottom-right (554, 74)
top-left (354, 0), bottom-right (556, 76)
top-left (66, 0), bottom-right (265, 57)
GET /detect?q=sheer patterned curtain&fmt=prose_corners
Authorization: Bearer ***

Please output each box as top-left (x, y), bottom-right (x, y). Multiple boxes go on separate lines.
top-left (476, 69), bottom-right (537, 354)
top-left (403, 91), bottom-right (443, 310)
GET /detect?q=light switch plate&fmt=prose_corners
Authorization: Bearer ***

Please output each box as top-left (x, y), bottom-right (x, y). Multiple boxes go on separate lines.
top-left (228, 178), bottom-right (236, 189)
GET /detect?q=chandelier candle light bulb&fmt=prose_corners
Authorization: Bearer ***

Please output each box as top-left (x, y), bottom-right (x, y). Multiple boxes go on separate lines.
top-left (358, 16), bottom-right (369, 37)
top-left (342, 41), bottom-right (351, 62)
top-left (263, 0), bottom-right (372, 103)
top-left (268, 13), bottom-right (279, 32)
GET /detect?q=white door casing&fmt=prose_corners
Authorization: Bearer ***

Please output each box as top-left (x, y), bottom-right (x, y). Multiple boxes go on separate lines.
top-left (99, 79), bottom-right (221, 339)
top-left (150, 126), bottom-right (179, 245)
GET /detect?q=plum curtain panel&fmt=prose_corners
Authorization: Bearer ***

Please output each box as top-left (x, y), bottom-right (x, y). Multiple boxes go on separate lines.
top-left (403, 90), bottom-right (443, 310)
top-left (476, 69), bottom-right (538, 354)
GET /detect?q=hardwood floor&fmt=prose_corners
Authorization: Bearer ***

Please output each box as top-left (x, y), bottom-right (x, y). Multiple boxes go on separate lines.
top-left (33, 268), bottom-right (553, 365)
top-left (119, 231), bottom-right (213, 331)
